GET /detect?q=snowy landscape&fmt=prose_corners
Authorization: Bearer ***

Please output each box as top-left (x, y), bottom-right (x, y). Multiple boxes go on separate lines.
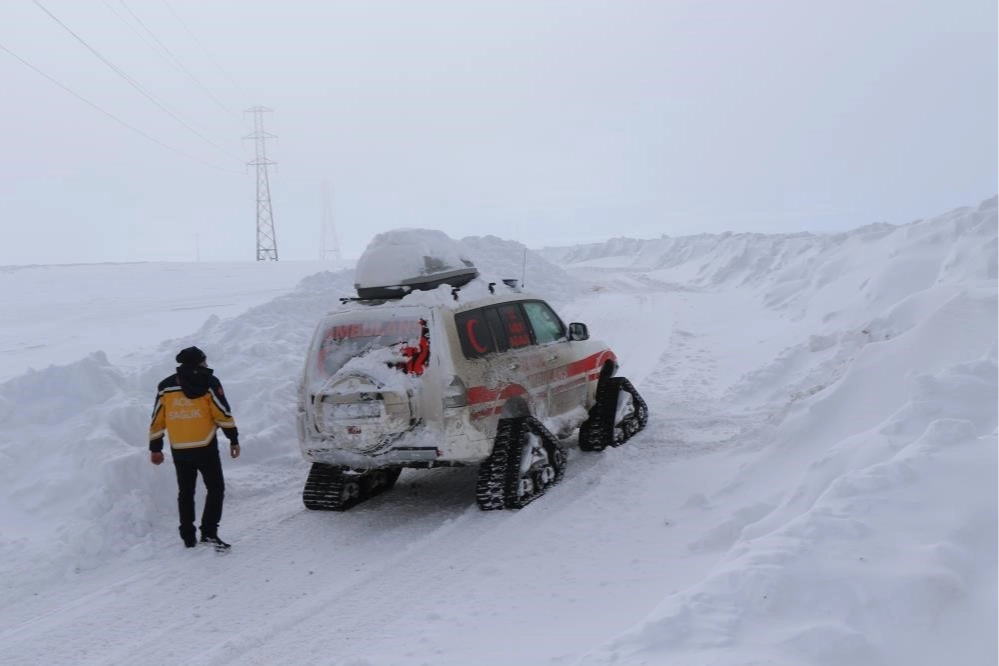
top-left (0, 197), bottom-right (996, 665)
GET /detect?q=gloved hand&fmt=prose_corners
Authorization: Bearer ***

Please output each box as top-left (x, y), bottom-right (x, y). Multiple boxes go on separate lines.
top-left (150, 451), bottom-right (164, 465)
top-left (230, 443), bottom-right (240, 459)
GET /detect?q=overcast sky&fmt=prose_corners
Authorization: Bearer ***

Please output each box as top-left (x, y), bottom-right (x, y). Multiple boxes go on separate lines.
top-left (1, 0), bottom-right (996, 264)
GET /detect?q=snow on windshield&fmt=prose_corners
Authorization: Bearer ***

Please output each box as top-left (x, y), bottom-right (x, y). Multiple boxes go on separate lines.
top-left (306, 308), bottom-right (430, 392)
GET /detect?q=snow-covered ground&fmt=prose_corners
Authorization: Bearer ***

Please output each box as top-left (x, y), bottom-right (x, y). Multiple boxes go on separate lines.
top-left (0, 198), bottom-right (995, 665)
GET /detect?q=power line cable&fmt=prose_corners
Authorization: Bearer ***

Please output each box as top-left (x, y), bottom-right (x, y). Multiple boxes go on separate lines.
top-left (100, 0), bottom-right (231, 116)
top-left (32, 0), bottom-right (242, 163)
top-left (0, 40), bottom-right (241, 174)
top-left (101, 1), bottom-right (157, 51)
top-left (160, 0), bottom-right (246, 99)
top-left (115, 0), bottom-right (234, 116)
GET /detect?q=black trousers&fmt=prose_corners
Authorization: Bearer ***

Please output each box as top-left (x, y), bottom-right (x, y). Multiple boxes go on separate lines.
top-left (172, 443), bottom-right (225, 538)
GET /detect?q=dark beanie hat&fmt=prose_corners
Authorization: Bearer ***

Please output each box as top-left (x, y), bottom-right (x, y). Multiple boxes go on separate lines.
top-left (176, 346), bottom-right (207, 365)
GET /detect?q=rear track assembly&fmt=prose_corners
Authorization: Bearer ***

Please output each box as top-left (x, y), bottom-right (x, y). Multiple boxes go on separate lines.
top-left (303, 464), bottom-right (402, 511)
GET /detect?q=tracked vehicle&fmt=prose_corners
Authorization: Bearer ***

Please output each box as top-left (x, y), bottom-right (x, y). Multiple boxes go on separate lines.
top-left (295, 230), bottom-right (647, 511)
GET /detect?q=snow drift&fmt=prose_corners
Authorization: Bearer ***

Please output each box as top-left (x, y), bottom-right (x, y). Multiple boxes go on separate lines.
top-left (572, 197), bottom-right (998, 665)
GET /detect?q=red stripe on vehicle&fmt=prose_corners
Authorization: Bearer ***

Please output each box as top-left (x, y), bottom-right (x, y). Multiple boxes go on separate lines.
top-left (468, 383), bottom-right (526, 406)
top-left (465, 351), bottom-right (611, 407)
top-left (467, 386), bottom-right (498, 404)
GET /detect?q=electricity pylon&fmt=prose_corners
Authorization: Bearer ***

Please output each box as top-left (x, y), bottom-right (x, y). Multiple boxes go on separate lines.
top-left (320, 180), bottom-right (342, 263)
top-left (245, 106), bottom-right (278, 261)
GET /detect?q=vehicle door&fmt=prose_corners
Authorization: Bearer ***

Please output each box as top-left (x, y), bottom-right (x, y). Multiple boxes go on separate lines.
top-left (520, 300), bottom-right (588, 418)
top-left (454, 302), bottom-right (547, 419)
top-left (489, 302), bottom-right (549, 410)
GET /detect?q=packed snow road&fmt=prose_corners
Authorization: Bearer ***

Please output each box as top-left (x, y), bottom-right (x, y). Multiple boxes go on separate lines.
top-left (1, 281), bottom-right (761, 665)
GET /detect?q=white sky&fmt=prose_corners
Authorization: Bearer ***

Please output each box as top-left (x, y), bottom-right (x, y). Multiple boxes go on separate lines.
top-left (1, 0), bottom-right (996, 264)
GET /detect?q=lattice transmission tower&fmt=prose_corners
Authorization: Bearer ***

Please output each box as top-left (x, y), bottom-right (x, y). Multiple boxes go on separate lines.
top-left (245, 106), bottom-right (278, 261)
top-left (320, 180), bottom-right (342, 263)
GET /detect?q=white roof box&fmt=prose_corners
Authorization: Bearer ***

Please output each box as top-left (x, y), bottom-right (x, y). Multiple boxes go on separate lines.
top-left (354, 229), bottom-right (479, 299)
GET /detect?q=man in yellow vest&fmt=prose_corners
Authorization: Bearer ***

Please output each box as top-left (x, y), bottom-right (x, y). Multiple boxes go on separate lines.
top-left (149, 346), bottom-right (240, 551)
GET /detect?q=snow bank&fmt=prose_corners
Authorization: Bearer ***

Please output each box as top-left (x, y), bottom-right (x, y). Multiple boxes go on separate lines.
top-left (541, 197), bottom-right (997, 294)
top-left (460, 234), bottom-right (581, 306)
top-left (584, 352), bottom-right (996, 666)
top-left (0, 268), bottom-right (358, 598)
top-left (579, 198), bottom-right (997, 665)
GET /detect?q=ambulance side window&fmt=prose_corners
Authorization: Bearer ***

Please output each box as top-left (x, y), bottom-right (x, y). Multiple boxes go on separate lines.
top-left (455, 309), bottom-right (495, 358)
top-left (522, 300), bottom-right (566, 345)
top-left (484, 307), bottom-right (509, 352)
top-left (496, 304), bottom-right (532, 349)
top-left (456, 302), bottom-right (537, 359)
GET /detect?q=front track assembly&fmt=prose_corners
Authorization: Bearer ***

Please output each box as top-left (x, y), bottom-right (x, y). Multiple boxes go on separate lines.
top-left (578, 376), bottom-right (649, 451)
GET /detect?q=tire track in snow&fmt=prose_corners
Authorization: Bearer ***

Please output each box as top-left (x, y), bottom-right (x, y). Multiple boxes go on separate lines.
top-left (193, 503), bottom-right (488, 665)
top-left (635, 293), bottom-right (774, 461)
top-left (0, 467), bottom-right (486, 665)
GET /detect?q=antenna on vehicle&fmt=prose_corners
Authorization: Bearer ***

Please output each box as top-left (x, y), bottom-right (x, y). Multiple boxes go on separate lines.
top-left (521, 246), bottom-right (527, 288)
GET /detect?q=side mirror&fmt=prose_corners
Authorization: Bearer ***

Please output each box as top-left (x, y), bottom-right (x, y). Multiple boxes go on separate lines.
top-left (568, 322), bottom-right (589, 341)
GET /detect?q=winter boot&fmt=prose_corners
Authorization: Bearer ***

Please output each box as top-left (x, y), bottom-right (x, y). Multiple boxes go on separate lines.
top-left (200, 534), bottom-right (231, 552)
top-left (180, 526), bottom-right (197, 548)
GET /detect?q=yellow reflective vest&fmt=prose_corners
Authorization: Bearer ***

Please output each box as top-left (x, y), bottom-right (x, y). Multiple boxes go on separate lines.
top-left (149, 372), bottom-right (237, 451)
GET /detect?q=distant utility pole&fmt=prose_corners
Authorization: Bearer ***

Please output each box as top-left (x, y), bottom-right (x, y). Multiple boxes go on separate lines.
top-left (320, 180), bottom-right (342, 263)
top-left (245, 106), bottom-right (278, 261)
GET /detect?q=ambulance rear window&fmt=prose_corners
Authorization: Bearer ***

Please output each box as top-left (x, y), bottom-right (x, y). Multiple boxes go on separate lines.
top-left (310, 311), bottom-right (427, 380)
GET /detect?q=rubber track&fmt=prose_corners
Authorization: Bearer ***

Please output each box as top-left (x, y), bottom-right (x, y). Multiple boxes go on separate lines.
top-left (476, 416), bottom-right (567, 511)
top-left (303, 464), bottom-right (402, 511)
top-left (609, 377), bottom-right (649, 447)
top-left (578, 376), bottom-right (649, 451)
top-left (474, 455), bottom-right (505, 511)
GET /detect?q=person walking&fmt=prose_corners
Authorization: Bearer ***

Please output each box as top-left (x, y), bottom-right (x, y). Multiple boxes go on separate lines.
top-left (149, 346), bottom-right (240, 551)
